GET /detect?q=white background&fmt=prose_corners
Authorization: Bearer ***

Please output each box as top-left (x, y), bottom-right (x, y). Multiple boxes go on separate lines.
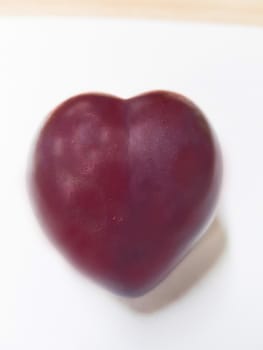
top-left (0, 18), bottom-right (262, 349)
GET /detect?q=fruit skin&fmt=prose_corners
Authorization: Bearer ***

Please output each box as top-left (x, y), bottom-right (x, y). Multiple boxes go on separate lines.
top-left (30, 91), bottom-right (222, 297)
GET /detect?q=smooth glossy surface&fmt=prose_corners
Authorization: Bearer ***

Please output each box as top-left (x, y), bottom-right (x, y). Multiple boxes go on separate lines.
top-left (30, 91), bottom-right (221, 296)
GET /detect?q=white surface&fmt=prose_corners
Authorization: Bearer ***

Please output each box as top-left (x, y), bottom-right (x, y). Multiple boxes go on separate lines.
top-left (0, 17), bottom-right (263, 350)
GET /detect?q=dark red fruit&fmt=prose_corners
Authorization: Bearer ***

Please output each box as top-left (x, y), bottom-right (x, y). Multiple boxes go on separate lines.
top-left (30, 91), bottom-right (222, 297)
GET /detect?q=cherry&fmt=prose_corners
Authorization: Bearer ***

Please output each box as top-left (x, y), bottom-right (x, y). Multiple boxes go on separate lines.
top-left (30, 91), bottom-right (222, 297)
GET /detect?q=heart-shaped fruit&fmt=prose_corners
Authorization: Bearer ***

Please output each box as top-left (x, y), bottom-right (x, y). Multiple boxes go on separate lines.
top-left (30, 91), bottom-right (222, 297)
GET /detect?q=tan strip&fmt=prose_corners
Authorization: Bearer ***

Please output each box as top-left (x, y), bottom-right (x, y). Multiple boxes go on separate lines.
top-left (0, 0), bottom-right (263, 26)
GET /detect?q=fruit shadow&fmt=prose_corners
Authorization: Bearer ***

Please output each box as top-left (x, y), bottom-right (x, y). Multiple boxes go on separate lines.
top-left (120, 217), bottom-right (227, 314)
